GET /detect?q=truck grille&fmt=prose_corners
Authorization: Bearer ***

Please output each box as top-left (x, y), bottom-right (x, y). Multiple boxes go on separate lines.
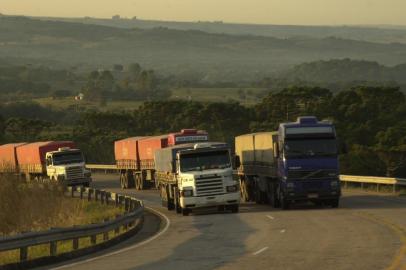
top-left (195, 174), bottom-right (224, 196)
top-left (288, 169), bottom-right (338, 179)
top-left (66, 166), bottom-right (83, 179)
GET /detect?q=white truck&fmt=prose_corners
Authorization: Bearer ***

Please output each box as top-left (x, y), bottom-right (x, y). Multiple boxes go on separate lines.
top-left (0, 141), bottom-right (92, 186)
top-left (155, 142), bottom-right (240, 215)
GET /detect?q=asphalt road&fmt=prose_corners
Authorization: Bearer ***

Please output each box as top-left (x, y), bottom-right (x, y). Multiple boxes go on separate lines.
top-left (47, 174), bottom-right (406, 270)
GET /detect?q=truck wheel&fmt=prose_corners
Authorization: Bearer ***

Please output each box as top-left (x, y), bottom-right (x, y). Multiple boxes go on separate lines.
top-left (231, 204), bottom-right (239, 213)
top-left (269, 183), bottom-right (280, 208)
top-left (120, 173), bottom-right (126, 189)
top-left (135, 174), bottom-right (141, 190)
top-left (174, 188), bottom-right (181, 214)
top-left (330, 199), bottom-right (339, 208)
top-left (182, 208), bottom-right (190, 216)
top-left (280, 193), bottom-right (290, 210)
top-left (166, 186), bottom-right (174, 210)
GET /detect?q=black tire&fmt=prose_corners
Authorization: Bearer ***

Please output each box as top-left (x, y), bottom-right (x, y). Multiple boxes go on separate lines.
top-left (167, 186), bottom-right (174, 210)
top-left (269, 183), bottom-right (281, 208)
top-left (231, 204), bottom-right (239, 213)
top-left (330, 198), bottom-right (339, 208)
top-left (280, 192), bottom-right (290, 210)
top-left (182, 208), bottom-right (190, 216)
top-left (120, 173), bottom-right (126, 189)
top-left (174, 188), bottom-right (182, 214)
top-left (127, 172), bottom-right (135, 188)
top-left (135, 174), bottom-right (141, 190)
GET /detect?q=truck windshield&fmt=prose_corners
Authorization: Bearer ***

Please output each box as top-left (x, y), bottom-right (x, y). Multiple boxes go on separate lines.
top-left (284, 139), bottom-right (337, 158)
top-left (180, 150), bottom-right (231, 172)
top-left (53, 152), bottom-right (84, 165)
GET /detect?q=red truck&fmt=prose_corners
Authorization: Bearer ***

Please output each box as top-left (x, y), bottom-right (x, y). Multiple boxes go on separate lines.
top-left (115, 129), bottom-right (209, 189)
top-left (0, 141), bottom-right (91, 186)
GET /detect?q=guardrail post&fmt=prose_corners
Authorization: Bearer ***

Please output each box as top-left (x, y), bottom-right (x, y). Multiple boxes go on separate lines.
top-left (73, 238), bottom-right (79, 250)
top-left (90, 235), bottom-right (97, 245)
top-left (20, 246), bottom-right (28, 262)
top-left (50, 241), bottom-right (57, 256)
top-left (105, 192), bottom-right (110, 205)
top-left (103, 219), bottom-right (109, 241)
top-left (87, 188), bottom-right (93, 201)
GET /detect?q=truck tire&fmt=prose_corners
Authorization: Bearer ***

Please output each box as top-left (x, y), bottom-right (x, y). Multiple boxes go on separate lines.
top-left (230, 204), bottom-right (239, 213)
top-left (330, 198), bottom-right (339, 208)
top-left (166, 186), bottom-right (174, 210)
top-left (182, 208), bottom-right (190, 216)
top-left (281, 195), bottom-right (290, 210)
top-left (174, 187), bottom-right (181, 214)
top-left (120, 173), bottom-right (127, 189)
top-left (135, 174), bottom-right (142, 190)
top-left (269, 182), bottom-right (280, 208)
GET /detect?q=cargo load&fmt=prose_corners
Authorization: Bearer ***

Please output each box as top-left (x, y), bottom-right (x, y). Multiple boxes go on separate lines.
top-left (16, 141), bottom-right (76, 173)
top-left (0, 143), bottom-right (27, 172)
top-left (114, 137), bottom-right (148, 170)
top-left (138, 135), bottom-right (168, 169)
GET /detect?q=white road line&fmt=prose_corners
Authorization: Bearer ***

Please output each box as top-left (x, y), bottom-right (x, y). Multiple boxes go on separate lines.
top-left (280, 229), bottom-right (286, 233)
top-left (266, 215), bottom-right (274, 220)
top-left (253, 247), bottom-right (269, 256)
top-left (51, 207), bottom-right (170, 270)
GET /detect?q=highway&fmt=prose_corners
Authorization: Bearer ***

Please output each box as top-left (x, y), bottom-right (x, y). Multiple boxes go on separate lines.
top-left (46, 173), bottom-right (406, 270)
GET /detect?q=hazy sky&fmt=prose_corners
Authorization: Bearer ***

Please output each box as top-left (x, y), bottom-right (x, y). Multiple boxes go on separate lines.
top-left (2, 0), bottom-right (406, 25)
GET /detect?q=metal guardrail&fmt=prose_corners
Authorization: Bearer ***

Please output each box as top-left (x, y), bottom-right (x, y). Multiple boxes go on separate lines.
top-left (340, 175), bottom-right (406, 192)
top-left (0, 186), bottom-right (144, 264)
top-left (86, 164), bottom-right (406, 192)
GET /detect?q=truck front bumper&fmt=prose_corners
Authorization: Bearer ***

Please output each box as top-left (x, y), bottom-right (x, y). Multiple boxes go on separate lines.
top-left (65, 177), bottom-right (92, 186)
top-left (180, 192), bottom-right (240, 209)
top-left (285, 190), bottom-right (340, 201)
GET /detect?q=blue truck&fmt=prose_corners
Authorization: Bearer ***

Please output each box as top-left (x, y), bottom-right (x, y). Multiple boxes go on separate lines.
top-left (235, 116), bottom-right (341, 209)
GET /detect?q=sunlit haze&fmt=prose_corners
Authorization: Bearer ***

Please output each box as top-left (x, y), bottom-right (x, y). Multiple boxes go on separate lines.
top-left (2, 0), bottom-right (406, 25)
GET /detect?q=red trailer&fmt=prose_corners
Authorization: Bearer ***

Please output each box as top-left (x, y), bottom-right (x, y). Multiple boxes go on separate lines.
top-left (0, 143), bottom-right (26, 173)
top-left (16, 141), bottom-right (76, 175)
top-left (115, 129), bottom-right (209, 190)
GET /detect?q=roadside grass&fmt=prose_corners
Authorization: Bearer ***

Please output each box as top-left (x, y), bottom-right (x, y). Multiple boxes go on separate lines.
top-left (0, 175), bottom-right (123, 266)
top-left (342, 182), bottom-right (406, 194)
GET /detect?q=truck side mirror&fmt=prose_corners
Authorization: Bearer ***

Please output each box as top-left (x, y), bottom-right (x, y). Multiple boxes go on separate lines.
top-left (273, 142), bottom-right (279, 158)
top-left (234, 155), bottom-right (241, 169)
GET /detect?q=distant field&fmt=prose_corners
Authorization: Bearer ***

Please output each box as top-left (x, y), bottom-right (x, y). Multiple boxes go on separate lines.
top-left (170, 87), bottom-right (268, 106)
top-left (34, 97), bottom-right (144, 111)
top-left (33, 88), bottom-right (268, 110)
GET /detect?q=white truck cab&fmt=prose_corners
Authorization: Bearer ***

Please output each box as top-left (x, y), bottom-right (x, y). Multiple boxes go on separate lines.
top-left (46, 147), bottom-right (92, 186)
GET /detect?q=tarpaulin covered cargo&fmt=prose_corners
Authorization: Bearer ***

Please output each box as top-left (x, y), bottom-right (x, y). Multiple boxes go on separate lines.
top-left (0, 143), bottom-right (26, 172)
top-left (16, 141), bottom-right (76, 173)
top-left (154, 143), bottom-right (198, 173)
top-left (235, 132), bottom-right (278, 166)
top-left (167, 129), bottom-right (209, 146)
top-left (114, 137), bottom-right (148, 170)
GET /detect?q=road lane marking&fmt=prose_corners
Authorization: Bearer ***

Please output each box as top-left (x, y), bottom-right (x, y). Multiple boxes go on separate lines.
top-left (51, 206), bottom-right (170, 270)
top-left (266, 215), bottom-right (274, 220)
top-left (280, 229), bottom-right (286, 233)
top-left (253, 247), bottom-right (269, 256)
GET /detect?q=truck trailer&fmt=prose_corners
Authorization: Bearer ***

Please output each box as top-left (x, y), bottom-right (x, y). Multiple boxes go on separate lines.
top-left (236, 116), bottom-right (341, 209)
top-left (115, 129), bottom-right (209, 190)
top-left (0, 141), bottom-right (92, 186)
top-left (155, 142), bottom-right (240, 215)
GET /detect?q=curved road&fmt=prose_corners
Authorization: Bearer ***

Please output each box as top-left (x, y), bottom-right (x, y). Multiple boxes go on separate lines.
top-left (47, 174), bottom-right (406, 270)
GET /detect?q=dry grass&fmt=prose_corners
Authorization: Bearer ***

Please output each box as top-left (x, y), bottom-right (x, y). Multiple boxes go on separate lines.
top-left (0, 174), bottom-right (124, 265)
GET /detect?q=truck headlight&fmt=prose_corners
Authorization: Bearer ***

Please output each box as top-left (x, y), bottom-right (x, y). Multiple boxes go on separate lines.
top-left (181, 189), bottom-right (193, 197)
top-left (226, 185), bottom-right (239, 193)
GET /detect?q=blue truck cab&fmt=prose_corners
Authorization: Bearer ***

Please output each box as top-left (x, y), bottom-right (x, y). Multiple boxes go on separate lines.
top-left (277, 116), bottom-right (341, 208)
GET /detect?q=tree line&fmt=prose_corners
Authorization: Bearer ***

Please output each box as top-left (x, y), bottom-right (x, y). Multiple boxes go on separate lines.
top-left (0, 86), bottom-right (405, 177)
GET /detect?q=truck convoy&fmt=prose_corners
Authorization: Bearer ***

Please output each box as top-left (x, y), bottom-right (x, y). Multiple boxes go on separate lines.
top-left (235, 116), bottom-right (340, 209)
top-left (0, 141), bottom-right (91, 186)
top-left (114, 129), bottom-right (240, 215)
